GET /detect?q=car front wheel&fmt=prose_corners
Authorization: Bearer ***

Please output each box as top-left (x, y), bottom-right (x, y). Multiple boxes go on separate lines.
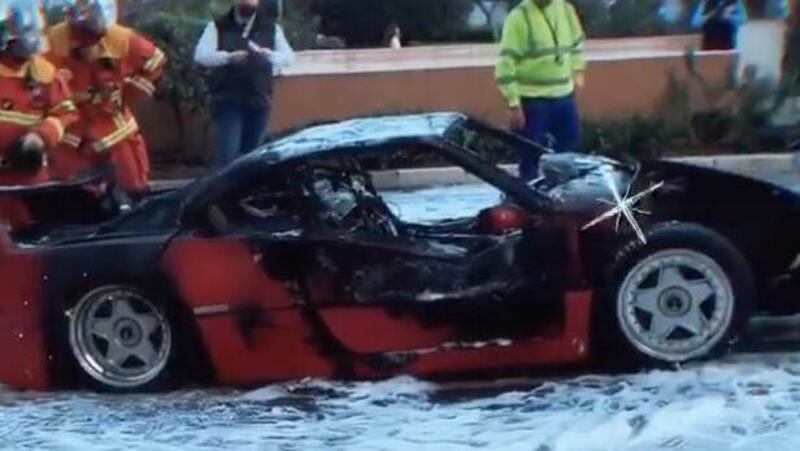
top-left (68, 285), bottom-right (173, 391)
top-left (604, 223), bottom-right (755, 365)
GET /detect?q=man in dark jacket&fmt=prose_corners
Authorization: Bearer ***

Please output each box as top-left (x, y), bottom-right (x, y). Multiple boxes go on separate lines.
top-left (692, 0), bottom-right (747, 50)
top-left (194, 0), bottom-right (295, 168)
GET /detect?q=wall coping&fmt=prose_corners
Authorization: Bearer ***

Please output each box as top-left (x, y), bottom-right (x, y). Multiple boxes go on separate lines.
top-left (279, 35), bottom-right (733, 77)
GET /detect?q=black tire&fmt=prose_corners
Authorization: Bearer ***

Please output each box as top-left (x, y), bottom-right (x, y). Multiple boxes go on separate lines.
top-left (66, 285), bottom-right (177, 392)
top-left (596, 222), bottom-right (755, 367)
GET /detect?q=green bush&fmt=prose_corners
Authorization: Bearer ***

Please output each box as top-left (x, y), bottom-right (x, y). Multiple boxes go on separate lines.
top-left (608, 0), bottom-right (671, 37)
top-left (120, 1), bottom-right (319, 120)
top-left (492, 0), bottom-right (693, 40)
top-left (782, 9), bottom-right (799, 95)
top-left (283, 0), bottom-right (319, 50)
top-left (581, 116), bottom-right (691, 161)
top-left (310, 0), bottom-right (473, 47)
top-left (307, 0), bottom-right (692, 47)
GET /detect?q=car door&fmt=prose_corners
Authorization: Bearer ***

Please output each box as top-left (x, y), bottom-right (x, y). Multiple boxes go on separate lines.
top-left (163, 182), bottom-right (348, 384)
top-left (279, 148), bottom-right (539, 365)
top-left (299, 231), bottom-right (465, 355)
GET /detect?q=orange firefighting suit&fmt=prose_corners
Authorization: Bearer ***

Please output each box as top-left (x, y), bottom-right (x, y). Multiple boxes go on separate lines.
top-left (46, 22), bottom-right (166, 193)
top-left (0, 54), bottom-right (77, 228)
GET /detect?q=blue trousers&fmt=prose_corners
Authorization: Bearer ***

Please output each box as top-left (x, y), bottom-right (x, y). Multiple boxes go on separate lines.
top-left (212, 101), bottom-right (271, 168)
top-left (518, 94), bottom-right (581, 181)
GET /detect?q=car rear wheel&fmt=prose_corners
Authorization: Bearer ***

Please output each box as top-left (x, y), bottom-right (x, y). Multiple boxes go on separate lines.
top-left (68, 285), bottom-right (173, 391)
top-left (603, 223), bottom-right (755, 365)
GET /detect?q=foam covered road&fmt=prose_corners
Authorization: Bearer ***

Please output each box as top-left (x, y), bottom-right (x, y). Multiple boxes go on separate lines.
top-left (3, 353), bottom-right (800, 450)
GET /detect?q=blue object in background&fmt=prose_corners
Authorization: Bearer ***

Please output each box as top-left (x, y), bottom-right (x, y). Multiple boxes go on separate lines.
top-left (691, 0), bottom-right (749, 29)
top-left (659, 0), bottom-right (685, 24)
top-left (763, 0), bottom-right (790, 18)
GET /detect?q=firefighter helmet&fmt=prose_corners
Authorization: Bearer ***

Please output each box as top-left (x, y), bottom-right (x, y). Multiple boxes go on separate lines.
top-left (63, 0), bottom-right (117, 35)
top-left (0, 0), bottom-right (46, 58)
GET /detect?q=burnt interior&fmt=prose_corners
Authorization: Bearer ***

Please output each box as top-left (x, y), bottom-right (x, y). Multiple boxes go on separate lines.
top-left (209, 152), bottom-right (570, 305)
top-left (175, 146), bottom-right (582, 351)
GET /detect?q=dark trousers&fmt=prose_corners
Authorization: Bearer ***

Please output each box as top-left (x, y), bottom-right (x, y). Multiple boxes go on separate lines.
top-left (518, 94), bottom-right (581, 181)
top-left (212, 101), bottom-right (271, 168)
top-left (701, 20), bottom-right (737, 50)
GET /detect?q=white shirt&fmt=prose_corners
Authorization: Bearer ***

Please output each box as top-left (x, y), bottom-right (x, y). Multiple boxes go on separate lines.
top-left (193, 21), bottom-right (295, 75)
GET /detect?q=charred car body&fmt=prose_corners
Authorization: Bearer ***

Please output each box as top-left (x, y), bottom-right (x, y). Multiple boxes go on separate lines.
top-left (1, 113), bottom-right (800, 392)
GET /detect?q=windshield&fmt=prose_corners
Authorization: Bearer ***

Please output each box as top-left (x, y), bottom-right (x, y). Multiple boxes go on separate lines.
top-left (443, 118), bottom-right (548, 169)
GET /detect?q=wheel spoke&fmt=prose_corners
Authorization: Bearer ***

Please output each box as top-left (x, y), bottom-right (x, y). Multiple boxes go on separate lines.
top-left (632, 288), bottom-right (660, 314)
top-left (649, 314), bottom-right (676, 340)
top-left (657, 266), bottom-right (685, 290)
top-left (134, 312), bottom-right (161, 337)
top-left (686, 281), bottom-right (714, 303)
top-left (111, 297), bottom-right (138, 322)
top-left (106, 341), bottom-right (130, 366)
top-left (90, 318), bottom-right (113, 340)
top-left (679, 305), bottom-right (709, 336)
top-left (131, 339), bottom-right (158, 367)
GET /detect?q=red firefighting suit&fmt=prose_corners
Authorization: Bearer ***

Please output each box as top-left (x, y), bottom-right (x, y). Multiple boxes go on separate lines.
top-left (0, 54), bottom-right (76, 228)
top-left (46, 22), bottom-right (166, 193)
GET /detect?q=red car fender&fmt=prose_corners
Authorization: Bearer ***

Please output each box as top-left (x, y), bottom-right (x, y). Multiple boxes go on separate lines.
top-left (0, 239), bottom-right (50, 390)
top-left (162, 238), bottom-right (293, 310)
top-left (318, 307), bottom-right (458, 354)
top-left (162, 238), bottom-right (337, 384)
top-left (353, 291), bottom-right (593, 378)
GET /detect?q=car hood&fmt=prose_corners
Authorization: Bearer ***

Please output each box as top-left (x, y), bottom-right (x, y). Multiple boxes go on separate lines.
top-left (535, 153), bottom-right (636, 216)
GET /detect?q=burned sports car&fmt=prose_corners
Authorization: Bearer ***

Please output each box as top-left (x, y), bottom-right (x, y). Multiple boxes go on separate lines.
top-left (1, 112), bottom-right (799, 392)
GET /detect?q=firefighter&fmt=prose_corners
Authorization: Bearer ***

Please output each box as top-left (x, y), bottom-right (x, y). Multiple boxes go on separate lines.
top-left (495, 0), bottom-right (587, 182)
top-left (46, 0), bottom-right (166, 197)
top-left (0, 0), bottom-right (76, 228)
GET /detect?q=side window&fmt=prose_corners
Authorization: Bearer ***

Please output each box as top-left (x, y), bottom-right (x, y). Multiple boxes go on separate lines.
top-left (361, 146), bottom-right (504, 224)
top-left (445, 119), bottom-right (542, 166)
top-left (238, 186), bottom-right (296, 220)
top-left (222, 172), bottom-right (298, 225)
top-left (380, 184), bottom-right (503, 224)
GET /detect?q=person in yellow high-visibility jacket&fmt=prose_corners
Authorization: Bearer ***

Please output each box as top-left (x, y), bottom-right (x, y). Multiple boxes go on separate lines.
top-left (495, 0), bottom-right (586, 181)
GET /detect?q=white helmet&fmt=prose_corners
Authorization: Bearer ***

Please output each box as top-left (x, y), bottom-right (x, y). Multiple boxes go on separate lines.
top-left (64, 0), bottom-right (117, 35)
top-left (0, 0), bottom-right (46, 58)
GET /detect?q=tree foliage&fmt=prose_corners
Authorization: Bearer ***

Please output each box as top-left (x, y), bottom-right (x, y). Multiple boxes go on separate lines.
top-left (607, 0), bottom-right (668, 37)
top-left (282, 0), bottom-right (318, 50)
top-left (783, 3), bottom-right (800, 94)
top-left (115, 1), bottom-right (220, 158)
top-left (461, 0), bottom-right (694, 42)
top-left (310, 0), bottom-right (473, 47)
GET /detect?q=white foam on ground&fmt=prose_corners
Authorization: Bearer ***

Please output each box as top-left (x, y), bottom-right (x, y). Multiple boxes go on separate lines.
top-left (3, 354), bottom-right (800, 450)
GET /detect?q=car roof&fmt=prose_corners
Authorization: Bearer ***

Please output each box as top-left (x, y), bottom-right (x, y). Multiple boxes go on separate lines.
top-left (182, 112), bottom-right (468, 210)
top-left (249, 112), bottom-right (465, 164)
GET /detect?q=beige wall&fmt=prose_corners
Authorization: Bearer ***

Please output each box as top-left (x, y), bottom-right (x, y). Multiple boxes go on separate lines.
top-left (270, 53), bottom-right (734, 132)
top-left (137, 38), bottom-right (736, 162)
